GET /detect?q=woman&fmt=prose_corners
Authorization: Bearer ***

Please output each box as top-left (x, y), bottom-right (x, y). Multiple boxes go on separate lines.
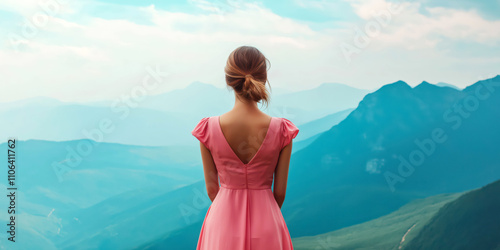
top-left (191, 45), bottom-right (299, 249)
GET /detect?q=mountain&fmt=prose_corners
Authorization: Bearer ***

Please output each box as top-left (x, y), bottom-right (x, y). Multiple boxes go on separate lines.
top-left (56, 180), bottom-right (210, 249)
top-left (0, 138), bottom-right (210, 249)
top-left (138, 190), bottom-right (463, 250)
top-left (296, 108), bottom-right (354, 141)
top-left (269, 83), bottom-right (370, 125)
top-left (290, 108), bottom-right (354, 153)
top-left (6, 76), bottom-right (499, 249)
top-left (436, 82), bottom-right (461, 90)
top-left (405, 179), bottom-right (500, 250)
top-left (281, 75), bottom-right (500, 237)
top-left (0, 96), bottom-right (63, 112)
top-left (0, 102), bottom-right (197, 146)
top-left (0, 137), bottom-right (211, 249)
top-left (0, 139), bottom-right (203, 241)
top-left (292, 133), bottom-right (321, 153)
top-left (293, 178), bottom-right (500, 250)
top-left (138, 81), bottom-right (234, 116)
top-left (291, 192), bottom-right (463, 250)
top-left (137, 217), bottom-right (203, 250)
top-left (0, 88), bottom-right (365, 248)
top-left (135, 75), bottom-right (500, 249)
top-left (87, 82), bottom-right (369, 125)
top-left (0, 81), bottom-right (368, 146)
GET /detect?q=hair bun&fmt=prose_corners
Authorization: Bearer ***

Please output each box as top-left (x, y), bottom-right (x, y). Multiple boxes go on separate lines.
top-left (242, 73), bottom-right (267, 103)
top-left (243, 74), bottom-right (253, 90)
top-left (224, 46), bottom-right (271, 107)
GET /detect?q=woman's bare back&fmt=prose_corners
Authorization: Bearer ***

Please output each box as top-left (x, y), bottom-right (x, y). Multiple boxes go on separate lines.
top-left (218, 111), bottom-right (273, 165)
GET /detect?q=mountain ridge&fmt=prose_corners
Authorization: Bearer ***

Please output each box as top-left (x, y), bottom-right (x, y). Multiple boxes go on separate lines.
top-left (282, 74), bottom-right (500, 236)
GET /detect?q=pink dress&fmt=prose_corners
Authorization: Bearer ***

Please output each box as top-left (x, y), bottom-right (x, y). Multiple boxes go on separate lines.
top-left (191, 116), bottom-right (299, 250)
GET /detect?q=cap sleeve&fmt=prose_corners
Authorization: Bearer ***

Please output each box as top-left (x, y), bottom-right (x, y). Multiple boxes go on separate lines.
top-left (191, 117), bottom-right (210, 150)
top-left (281, 118), bottom-right (299, 150)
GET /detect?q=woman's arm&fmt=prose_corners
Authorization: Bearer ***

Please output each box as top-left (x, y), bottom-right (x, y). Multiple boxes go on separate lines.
top-left (199, 142), bottom-right (219, 202)
top-left (273, 141), bottom-right (293, 209)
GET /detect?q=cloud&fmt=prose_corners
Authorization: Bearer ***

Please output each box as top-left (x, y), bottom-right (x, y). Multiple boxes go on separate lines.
top-left (345, 0), bottom-right (500, 49)
top-left (1, 1), bottom-right (344, 102)
top-left (0, 0), bottom-right (499, 103)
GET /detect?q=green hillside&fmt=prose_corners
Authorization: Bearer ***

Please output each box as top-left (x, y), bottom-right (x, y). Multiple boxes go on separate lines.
top-left (405, 179), bottom-right (500, 250)
top-left (292, 192), bottom-right (463, 250)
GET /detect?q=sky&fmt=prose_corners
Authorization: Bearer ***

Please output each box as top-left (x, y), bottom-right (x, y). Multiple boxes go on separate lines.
top-left (1, 0), bottom-right (499, 103)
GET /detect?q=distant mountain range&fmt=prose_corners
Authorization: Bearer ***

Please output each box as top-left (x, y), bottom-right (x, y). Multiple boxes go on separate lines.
top-left (1, 76), bottom-right (497, 250)
top-left (0, 139), bottom-right (206, 250)
top-left (293, 108), bottom-right (355, 153)
top-left (56, 180), bottom-right (210, 249)
top-left (0, 82), bottom-right (369, 146)
top-left (268, 82), bottom-right (370, 124)
top-left (0, 139), bottom-right (207, 248)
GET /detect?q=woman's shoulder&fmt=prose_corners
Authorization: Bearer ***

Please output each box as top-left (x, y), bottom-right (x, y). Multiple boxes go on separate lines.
top-left (191, 116), bottom-right (213, 149)
top-left (277, 117), bottom-right (299, 149)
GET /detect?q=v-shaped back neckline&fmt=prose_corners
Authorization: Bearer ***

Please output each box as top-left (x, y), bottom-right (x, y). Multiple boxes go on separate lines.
top-left (216, 115), bottom-right (275, 166)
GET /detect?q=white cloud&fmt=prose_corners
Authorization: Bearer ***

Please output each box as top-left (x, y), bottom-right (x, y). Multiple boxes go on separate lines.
top-left (1, 1), bottom-right (344, 102)
top-left (347, 0), bottom-right (409, 20)
top-left (0, 0), bottom-right (499, 103)
top-left (346, 0), bottom-right (500, 49)
top-left (0, 0), bottom-right (77, 18)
